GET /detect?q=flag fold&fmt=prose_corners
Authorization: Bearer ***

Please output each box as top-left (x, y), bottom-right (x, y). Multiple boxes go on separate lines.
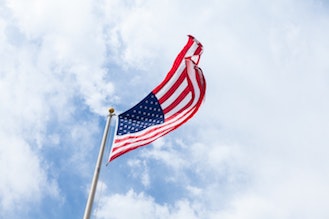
top-left (109, 35), bottom-right (206, 162)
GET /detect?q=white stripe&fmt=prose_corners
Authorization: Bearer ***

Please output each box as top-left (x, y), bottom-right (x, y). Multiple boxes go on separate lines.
top-left (160, 78), bottom-right (188, 109)
top-left (164, 92), bottom-right (192, 119)
top-left (186, 60), bottom-right (200, 107)
top-left (185, 42), bottom-right (200, 58)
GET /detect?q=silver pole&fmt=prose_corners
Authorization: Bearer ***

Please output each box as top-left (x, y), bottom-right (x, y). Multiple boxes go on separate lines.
top-left (83, 108), bottom-right (115, 219)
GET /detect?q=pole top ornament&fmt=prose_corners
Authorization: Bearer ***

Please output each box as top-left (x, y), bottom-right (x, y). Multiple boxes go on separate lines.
top-left (109, 107), bottom-right (115, 114)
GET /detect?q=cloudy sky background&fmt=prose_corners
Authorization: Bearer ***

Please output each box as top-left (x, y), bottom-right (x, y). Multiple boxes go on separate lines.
top-left (1, 0), bottom-right (329, 218)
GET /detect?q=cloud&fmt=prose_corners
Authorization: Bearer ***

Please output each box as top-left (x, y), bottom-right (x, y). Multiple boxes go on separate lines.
top-left (0, 134), bottom-right (59, 212)
top-left (1, 0), bottom-right (329, 218)
top-left (96, 189), bottom-right (202, 219)
top-left (0, 0), bottom-right (114, 216)
top-left (0, 18), bottom-right (63, 214)
top-left (95, 0), bottom-right (329, 218)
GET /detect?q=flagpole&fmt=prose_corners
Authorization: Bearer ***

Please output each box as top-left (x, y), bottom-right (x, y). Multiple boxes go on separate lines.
top-left (83, 108), bottom-right (115, 219)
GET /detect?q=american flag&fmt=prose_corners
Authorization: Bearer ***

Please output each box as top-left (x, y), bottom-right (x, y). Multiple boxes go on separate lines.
top-left (109, 35), bottom-right (206, 162)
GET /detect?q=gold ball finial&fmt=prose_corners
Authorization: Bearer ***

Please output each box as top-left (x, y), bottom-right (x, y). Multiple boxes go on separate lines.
top-left (109, 107), bottom-right (115, 114)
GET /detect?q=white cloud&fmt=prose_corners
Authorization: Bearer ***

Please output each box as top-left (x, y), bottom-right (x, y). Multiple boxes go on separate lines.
top-left (0, 0), bottom-right (115, 216)
top-left (96, 189), bottom-right (202, 219)
top-left (1, 0), bottom-right (329, 218)
top-left (142, 138), bottom-right (188, 171)
top-left (127, 159), bottom-right (150, 187)
top-left (5, 0), bottom-right (115, 114)
top-left (95, 0), bottom-right (329, 218)
top-left (0, 134), bottom-right (59, 212)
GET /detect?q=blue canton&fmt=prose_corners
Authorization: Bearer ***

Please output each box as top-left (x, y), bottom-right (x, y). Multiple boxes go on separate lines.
top-left (117, 92), bottom-right (165, 136)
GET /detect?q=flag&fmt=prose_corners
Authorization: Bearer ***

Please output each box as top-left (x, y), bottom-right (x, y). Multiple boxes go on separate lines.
top-left (109, 35), bottom-right (206, 162)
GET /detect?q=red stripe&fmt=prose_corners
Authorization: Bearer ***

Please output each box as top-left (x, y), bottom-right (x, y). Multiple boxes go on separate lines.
top-left (110, 146), bottom-right (142, 161)
top-left (158, 69), bottom-right (187, 104)
top-left (193, 46), bottom-right (203, 64)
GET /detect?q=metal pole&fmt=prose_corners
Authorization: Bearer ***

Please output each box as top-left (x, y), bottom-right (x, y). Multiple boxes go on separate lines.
top-left (83, 108), bottom-right (115, 219)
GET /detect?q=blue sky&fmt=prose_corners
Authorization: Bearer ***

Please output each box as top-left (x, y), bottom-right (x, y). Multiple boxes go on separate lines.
top-left (1, 0), bottom-right (329, 218)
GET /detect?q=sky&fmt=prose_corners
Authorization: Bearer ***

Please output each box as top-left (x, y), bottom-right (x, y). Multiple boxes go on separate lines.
top-left (1, 0), bottom-right (329, 218)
